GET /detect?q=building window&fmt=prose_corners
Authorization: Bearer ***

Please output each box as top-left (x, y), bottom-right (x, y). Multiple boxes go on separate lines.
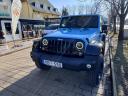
top-left (31, 2), bottom-right (35, 6)
top-left (40, 4), bottom-right (43, 9)
top-left (4, 23), bottom-right (11, 35)
top-left (48, 7), bottom-right (50, 10)
top-left (53, 8), bottom-right (56, 12)
top-left (4, 23), bottom-right (19, 35)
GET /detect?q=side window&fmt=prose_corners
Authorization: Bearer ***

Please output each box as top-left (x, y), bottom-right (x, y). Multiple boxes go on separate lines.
top-left (31, 2), bottom-right (35, 6)
top-left (40, 4), bottom-right (43, 9)
top-left (4, 23), bottom-right (11, 35)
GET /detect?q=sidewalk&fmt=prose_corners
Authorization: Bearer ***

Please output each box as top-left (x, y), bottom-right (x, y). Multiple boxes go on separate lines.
top-left (112, 35), bottom-right (128, 96)
top-left (0, 38), bottom-right (39, 57)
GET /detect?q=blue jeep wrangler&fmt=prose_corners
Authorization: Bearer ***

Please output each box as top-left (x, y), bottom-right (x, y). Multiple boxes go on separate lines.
top-left (31, 15), bottom-right (106, 86)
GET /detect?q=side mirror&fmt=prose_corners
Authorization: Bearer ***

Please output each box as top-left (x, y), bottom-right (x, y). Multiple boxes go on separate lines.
top-left (102, 25), bottom-right (108, 34)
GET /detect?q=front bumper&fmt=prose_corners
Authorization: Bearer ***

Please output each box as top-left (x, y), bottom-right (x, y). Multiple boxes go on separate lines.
top-left (31, 51), bottom-right (99, 71)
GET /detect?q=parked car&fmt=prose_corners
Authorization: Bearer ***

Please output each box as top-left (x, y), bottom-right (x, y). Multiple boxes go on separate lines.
top-left (31, 15), bottom-right (107, 86)
top-left (43, 24), bottom-right (59, 36)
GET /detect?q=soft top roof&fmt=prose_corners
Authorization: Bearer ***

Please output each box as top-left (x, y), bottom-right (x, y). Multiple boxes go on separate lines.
top-left (61, 14), bottom-right (100, 18)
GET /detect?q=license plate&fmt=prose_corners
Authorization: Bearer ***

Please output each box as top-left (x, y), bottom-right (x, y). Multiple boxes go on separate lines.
top-left (43, 60), bottom-right (63, 68)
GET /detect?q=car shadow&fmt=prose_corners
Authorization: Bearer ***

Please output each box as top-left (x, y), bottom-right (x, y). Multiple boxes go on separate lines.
top-left (0, 66), bottom-right (107, 96)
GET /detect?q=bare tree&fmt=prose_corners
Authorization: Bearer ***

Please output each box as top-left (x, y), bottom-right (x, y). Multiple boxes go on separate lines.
top-left (105, 0), bottom-right (128, 40)
top-left (67, 6), bottom-right (77, 15)
top-left (62, 7), bottom-right (69, 16)
top-left (91, 0), bottom-right (102, 14)
top-left (72, 6), bottom-right (77, 15)
top-left (77, 0), bottom-right (128, 40)
top-left (77, 0), bottom-right (103, 14)
top-left (77, 4), bottom-right (85, 14)
top-left (107, 3), bottom-right (118, 34)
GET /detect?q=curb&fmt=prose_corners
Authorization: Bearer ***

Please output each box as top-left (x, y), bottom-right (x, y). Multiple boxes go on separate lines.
top-left (109, 37), bottom-right (117, 96)
top-left (0, 38), bottom-right (41, 57)
top-left (0, 46), bottom-right (32, 57)
top-left (111, 58), bottom-right (117, 96)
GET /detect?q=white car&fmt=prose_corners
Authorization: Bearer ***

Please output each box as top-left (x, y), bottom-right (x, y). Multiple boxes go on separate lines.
top-left (43, 24), bottom-right (59, 35)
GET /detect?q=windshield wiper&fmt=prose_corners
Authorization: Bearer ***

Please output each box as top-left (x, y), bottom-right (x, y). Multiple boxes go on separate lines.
top-left (80, 27), bottom-right (89, 30)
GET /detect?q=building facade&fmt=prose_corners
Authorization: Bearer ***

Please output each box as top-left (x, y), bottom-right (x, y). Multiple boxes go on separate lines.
top-left (21, 0), bottom-right (60, 20)
top-left (0, 0), bottom-right (60, 42)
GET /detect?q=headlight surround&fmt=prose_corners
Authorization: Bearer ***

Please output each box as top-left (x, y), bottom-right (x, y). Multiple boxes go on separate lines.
top-left (42, 39), bottom-right (48, 46)
top-left (90, 40), bottom-right (103, 47)
top-left (90, 40), bottom-right (96, 44)
top-left (76, 42), bottom-right (84, 50)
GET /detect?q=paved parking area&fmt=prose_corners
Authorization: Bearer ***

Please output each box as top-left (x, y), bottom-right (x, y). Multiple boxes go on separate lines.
top-left (0, 45), bottom-right (111, 96)
top-left (0, 39), bottom-right (34, 56)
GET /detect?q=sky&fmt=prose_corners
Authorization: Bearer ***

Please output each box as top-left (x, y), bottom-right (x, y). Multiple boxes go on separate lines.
top-left (49, 0), bottom-right (128, 19)
top-left (49, 0), bottom-right (108, 17)
top-left (49, 0), bottom-right (79, 10)
top-left (49, 0), bottom-right (91, 12)
top-left (126, 15), bottom-right (128, 19)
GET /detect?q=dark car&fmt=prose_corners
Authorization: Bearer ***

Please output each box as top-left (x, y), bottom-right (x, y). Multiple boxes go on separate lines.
top-left (31, 15), bottom-right (107, 86)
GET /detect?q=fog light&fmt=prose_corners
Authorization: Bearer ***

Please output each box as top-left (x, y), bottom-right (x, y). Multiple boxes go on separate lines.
top-left (86, 64), bottom-right (91, 69)
top-left (78, 52), bottom-right (83, 56)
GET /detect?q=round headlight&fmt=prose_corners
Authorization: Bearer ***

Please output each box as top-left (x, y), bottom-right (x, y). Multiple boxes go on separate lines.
top-left (42, 39), bottom-right (48, 46)
top-left (76, 42), bottom-right (83, 49)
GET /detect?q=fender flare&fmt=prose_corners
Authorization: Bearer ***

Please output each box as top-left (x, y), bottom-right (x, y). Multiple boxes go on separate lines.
top-left (86, 44), bottom-right (102, 56)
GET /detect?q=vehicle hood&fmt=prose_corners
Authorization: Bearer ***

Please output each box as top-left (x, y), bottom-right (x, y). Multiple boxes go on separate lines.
top-left (43, 28), bottom-right (100, 41)
top-left (44, 29), bottom-right (56, 34)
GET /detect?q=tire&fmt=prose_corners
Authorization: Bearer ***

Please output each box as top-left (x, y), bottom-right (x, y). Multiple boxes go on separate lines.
top-left (87, 54), bottom-right (104, 87)
top-left (35, 61), bottom-right (51, 70)
top-left (102, 40), bottom-right (106, 55)
top-left (87, 67), bottom-right (100, 87)
top-left (102, 44), bottom-right (105, 55)
top-left (102, 35), bottom-right (106, 55)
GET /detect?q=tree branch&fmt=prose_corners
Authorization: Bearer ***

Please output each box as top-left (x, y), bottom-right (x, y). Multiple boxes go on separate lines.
top-left (124, 0), bottom-right (128, 9)
top-left (104, 0), bottom-right (119, 15)
top-left (124, 5), bottom-right (128, 16)
top-left (112, 0), bottom-right (120, 15)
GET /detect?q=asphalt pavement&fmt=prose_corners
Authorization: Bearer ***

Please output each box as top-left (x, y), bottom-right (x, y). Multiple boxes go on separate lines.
top-left (0, 38), bottom-right (112, 96)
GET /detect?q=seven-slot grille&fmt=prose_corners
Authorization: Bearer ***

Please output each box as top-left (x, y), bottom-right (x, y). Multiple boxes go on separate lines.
top-left (42, 38), bottom-right (74, 55)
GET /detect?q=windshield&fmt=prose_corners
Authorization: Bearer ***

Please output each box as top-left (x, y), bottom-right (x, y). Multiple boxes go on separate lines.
top-left (60, 16), bottom-right (99, 28)
top-left (45, 25), bottom-right (59, 30)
